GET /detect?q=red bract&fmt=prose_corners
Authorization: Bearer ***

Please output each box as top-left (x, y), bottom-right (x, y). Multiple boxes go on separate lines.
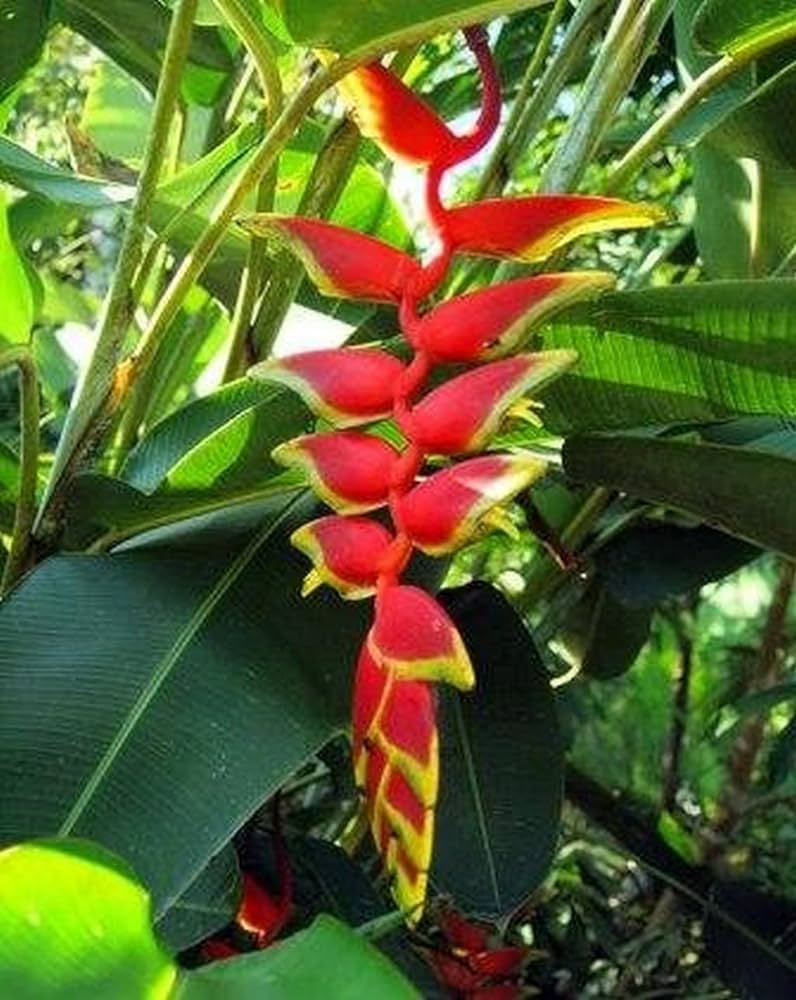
top-left (272, 432), bottom-right (398, 512)
top-left (238, 214), bottom-right (419, 304)
top-left (417, 272), bottom-right (615, 362)
top-left (398, 455), bottom-right (548, 555)
top-left (371, 585), bottom-right (475, 689)
top-left (352, 640), bottom-right (438, 920)
top-left (447, 194), bottom-right (666, 263)
top-left (251, 348), bottom-right (405, 427)
top-left (405, 351), bottom-right (577, 454)
top-left (290, 516), bottom-right (392, 599)
top-left (247, 21), bottom-right (661, 926)
top-left (337, 63), bottom-right (457, 166)
top-left (237, 872), bottom-right (290, 948)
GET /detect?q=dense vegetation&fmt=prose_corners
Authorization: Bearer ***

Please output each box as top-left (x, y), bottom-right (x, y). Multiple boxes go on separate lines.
top-left (1, 1), bottom-right (795, 997)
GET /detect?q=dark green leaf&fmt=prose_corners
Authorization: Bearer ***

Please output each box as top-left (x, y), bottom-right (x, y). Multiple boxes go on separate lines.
top-left (561, 584), bottom-right (653, 681)
top-left (0, 0), bottom-right (51, 100)
top-left (434, 583), bottom-right (563, 916)
top-left (156, 847), bottom-right (241, 953)
top-left (0, 498), bottom-right (369, 915)
top-left (563, 434), bottom-right (796, 557)
top-left (271, 0), bottom-right (549, 55)
top-left (539, 281), bottom-right (796, 434)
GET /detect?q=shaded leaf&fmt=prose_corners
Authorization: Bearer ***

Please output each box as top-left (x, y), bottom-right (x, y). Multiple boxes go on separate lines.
top-left (434, 583), bottom-right (563, 917)
top-left (0, 0), bottom-right (51, 100)
top-left (563, 434), bottom-right (796, 557)
top-left (156, 847), bottom-right (241, 953)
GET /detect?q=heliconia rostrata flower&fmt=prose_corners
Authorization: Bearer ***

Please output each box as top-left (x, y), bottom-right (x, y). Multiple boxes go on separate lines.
top-left (242, 24), bottom-right (663, 923)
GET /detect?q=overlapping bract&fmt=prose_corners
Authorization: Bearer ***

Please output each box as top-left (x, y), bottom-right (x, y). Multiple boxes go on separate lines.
top-left (245, 34), bottom-right (659, 924)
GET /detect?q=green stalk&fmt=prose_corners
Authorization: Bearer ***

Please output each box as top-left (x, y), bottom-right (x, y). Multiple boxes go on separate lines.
top-left (215, 0), bottom-right (285, 381)
top-left (36, 0), bottom-right (199, 536)
top-left (475, 0), bottom-right (571, 199)
top-left (540, 0), bottom-right (675, 193)
top-left (1, 347), bottom-right (40, 596)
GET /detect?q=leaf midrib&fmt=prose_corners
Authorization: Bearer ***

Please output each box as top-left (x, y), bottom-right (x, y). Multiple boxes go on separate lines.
top-left (58, 496), bottom-right (301, 835)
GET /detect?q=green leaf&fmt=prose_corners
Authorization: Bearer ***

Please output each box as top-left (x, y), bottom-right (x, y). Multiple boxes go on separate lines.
top-left (81, 58), bottom-right (153, 167)
top-left (176, 915), bottom-right (420, 999)
top-left (56, 0), bottom-right (235, 105)
top-left (560, 583), bottom-right (653, 681)
top-left (0, 441), bottom-right (20, 533)
top-left (0, 499), bottom-right (369, 915)
top-left (0, 838), bottom-right (175, 1000)
top-left (0, 0), bottom-right (51, 100)
top-left (538, 281), bottom-right (796, 434)
top-left (0, 190), bottom-right (34, 344)
top-left (435, 584), bottom-right (563, 916)
top-left (563, 434), bottom-right (796, 557)
top-left (0, 135), bottom-right (132, 207)
top-left (156, 847), bottom-right (241, 953)
top-left (0, 841), bottom-right (418, 999)
top-left (694, 0), bottom-right (796, 56)
top-left (270, 0), bottom-right (548, 55)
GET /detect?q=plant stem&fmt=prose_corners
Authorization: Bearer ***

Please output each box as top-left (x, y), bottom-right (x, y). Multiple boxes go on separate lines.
top-left (1, 347), bottom-right (40, 595)
top-left (540, 0), bottom-right (675, 193)
top-left (215, 0), bottom-right (285, 381)
top-left (474, 0), bottom-right (571, 199)
top-left (36, 0), bottom-right (199, 536)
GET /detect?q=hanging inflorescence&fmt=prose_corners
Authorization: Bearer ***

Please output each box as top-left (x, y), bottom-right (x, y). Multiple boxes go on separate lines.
top-left (241, 26), bottom-right (662, 922)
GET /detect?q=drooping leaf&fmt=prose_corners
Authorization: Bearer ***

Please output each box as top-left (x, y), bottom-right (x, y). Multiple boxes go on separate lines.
top-left (270, 0), bottom-right (549, 55)
top-left (694, 0), bottom-right (796, 56)
top-left (563, 434), bottom-right (796, 557)
top-left (0, 135), bottom-right (132, 207)
top-left (0, 497), bottom-right (370, 916)
top-left (434, 583), bottom-right (563, 917)
top-left (538, 281), bottom-right (796, 433)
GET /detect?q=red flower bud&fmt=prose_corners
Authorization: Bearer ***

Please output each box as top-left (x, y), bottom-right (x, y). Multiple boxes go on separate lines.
top-left (352, 640), bottom-right (438, 920)
top-left (398, 454), bottom-right (547, 555)
top-left (338, 63), bottom-right (457, 166)
top-left (272, 431), bottom-right (398, 512)
top-left (237, 214), bottom-right (419, 304)
top-left (406, 351), bottom-right (577, 454)
top-left (237, 872), bottom-right (289, 947)
top-left (417, 272), bottom-right (614, 362)
top-left (371, 585), bottom-right (475, 690)
top-left (447, 195), bottom-right (666, 263)
top-left (250, 348), bottom-right (405, 427)
top-left (290, 515), bottom-right (392, 599)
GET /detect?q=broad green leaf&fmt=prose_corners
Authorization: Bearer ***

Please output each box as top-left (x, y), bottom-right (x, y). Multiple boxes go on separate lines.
top-left (560, 582), bottom-right (653, 681)
top-left (0, 0), bottom-right (51, 99)
top-left (538, 281), bottom-right (796, 434)
top-left (156, 847), bottom-right (240, 952)
top-left (122, 379), bottom-right (278, 492)
top-left (0, 838), bottom-right (175, 1000)
top-left (435, 584), bottom-right (563, 916)
top-left (56, 0), bottom-right (235, 105)
top-left (563, 434), bottom-right (796, 557)
top-left (0, 840), bottom-right (418, 999)
top-left (694, 0), bottom-right (796, 56)
top-left (177, 915), bottom-right (419, 999)
top-left (0, 498), bottom-right (369, 914)
top-left (270, 0), bottom-right (548, 55)
top-left (0, 135), bottom-right (132, 206)
top-left (0, 190), bottom-right (33, 343)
